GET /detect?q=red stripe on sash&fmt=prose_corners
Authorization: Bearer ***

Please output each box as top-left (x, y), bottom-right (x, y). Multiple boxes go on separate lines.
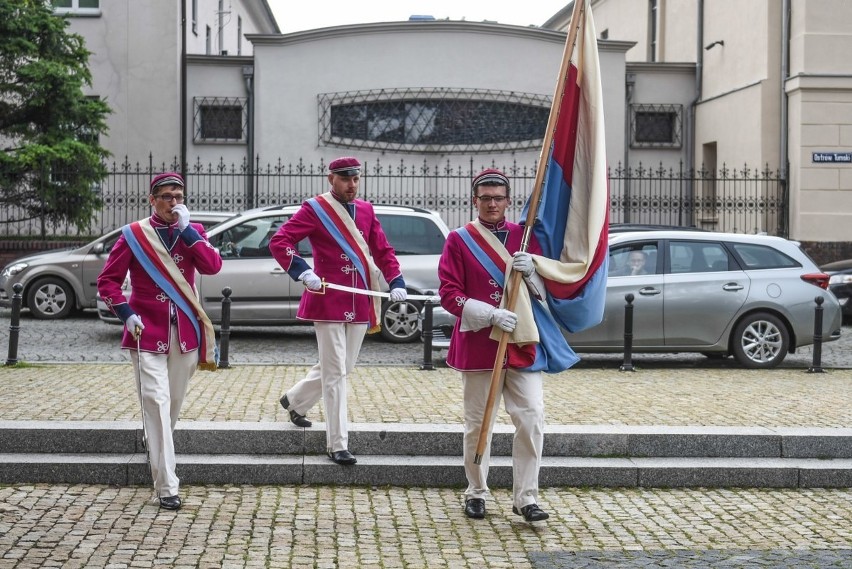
top-left (465, 223), bottom-right (508, 276)
top-left (315, 196), bottom-right (375, 290)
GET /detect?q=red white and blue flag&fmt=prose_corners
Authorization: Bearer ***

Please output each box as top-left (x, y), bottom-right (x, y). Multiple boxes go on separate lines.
top-left (521, 0), bottom-right (609, 335)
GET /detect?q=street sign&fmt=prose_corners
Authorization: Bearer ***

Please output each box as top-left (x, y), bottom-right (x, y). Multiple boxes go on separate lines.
top-left (812, 152), bottom-right (852, 163)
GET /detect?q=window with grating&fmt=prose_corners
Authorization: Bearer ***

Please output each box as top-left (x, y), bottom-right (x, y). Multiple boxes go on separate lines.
top-left (194, 97), bottom-right (247, 143)
top-left (631, 103), bottom-right (682, 148)
top-left (319, 88), bottom-right (551, 154)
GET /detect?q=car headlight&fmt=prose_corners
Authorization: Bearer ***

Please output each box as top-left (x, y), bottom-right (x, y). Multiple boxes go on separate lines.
top-left (828, 274), bottom-right (852, 285)
top-left (1, 262), bottom-right (29, 278)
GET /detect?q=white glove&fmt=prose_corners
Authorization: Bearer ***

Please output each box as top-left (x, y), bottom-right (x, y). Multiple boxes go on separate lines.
top-left (125, 314), bottom-right (144, 339)
top-left (389, 288), bottom-right (407, 302)
top-left (489, 308), bottom-right (518, 333)
top-left (172, 204), bottom-right (191, 231)
top-left (299, 269), bottom-right (322, 291)
top-left (512, 252), bottom-right (535, 277)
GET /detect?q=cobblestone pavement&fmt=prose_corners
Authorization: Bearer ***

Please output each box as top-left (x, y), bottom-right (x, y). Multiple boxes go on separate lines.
top-left (1, 363), bottom-right (851, 427)
top-left (2, 312), bottom-right (851, 568)
top-left (1, 485), bottom-right (850, 568)
top-left (1, 308), bottom-right (850, 369)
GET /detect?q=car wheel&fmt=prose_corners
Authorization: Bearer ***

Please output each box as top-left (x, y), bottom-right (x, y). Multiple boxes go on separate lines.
top-left (380, 299), bottom-right (422, 343)
top-left (26, 276), bottom-right (76, 319)
top-left (730, 312), bottom-right (789, 369)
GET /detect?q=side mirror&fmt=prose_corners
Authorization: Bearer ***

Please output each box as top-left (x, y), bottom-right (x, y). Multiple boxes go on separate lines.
top-left (92, 243), bottom-right (104, 254)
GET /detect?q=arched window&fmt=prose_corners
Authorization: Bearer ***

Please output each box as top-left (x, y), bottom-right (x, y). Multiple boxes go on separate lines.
top-left (319, 88), bottom-right (551, 154)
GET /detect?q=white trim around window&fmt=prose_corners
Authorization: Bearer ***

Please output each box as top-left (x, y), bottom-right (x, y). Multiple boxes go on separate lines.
top-left (52, 0), bottom-right (101, 16)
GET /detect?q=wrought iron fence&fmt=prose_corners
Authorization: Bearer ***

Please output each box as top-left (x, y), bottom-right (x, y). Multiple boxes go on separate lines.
top-left (0, 156), bottom-right (787, 239)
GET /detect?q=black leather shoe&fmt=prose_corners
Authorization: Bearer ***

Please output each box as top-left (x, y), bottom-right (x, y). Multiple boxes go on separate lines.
top-left (464, 498), bottom-right (486, 519)
top-left (280, 394), bottom-right (312, 428)
top-left (328, 449), bottom-right (357, 465)
top-left (513, 503), bottom-right (549, 522)
top-left (159, 495), bottom-right (182, 510)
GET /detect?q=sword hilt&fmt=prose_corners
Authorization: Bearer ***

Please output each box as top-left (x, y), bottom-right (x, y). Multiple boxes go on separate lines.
top-left (306, 277), bottom-right (327, 295)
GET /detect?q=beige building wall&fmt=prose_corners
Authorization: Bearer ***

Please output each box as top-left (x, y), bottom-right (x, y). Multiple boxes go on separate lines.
top-left (68, 1), bottom-right (182, 164)
top-left (552, 0), bottom-right (852, 245)
top-left (626, 62), bottom-right (694, 168)
top-left (186, 0), bottom-right (276, 56)
top-left (587, 0), bottom-right (650, 61)
top-left (186, 57), bottom-right (254, 167)
top-left (786, 0), bottom-right (852, 241)
top-left (656, 0), bottom-right (696, 63)
top-left (64, 0), bottom-right (277, 167)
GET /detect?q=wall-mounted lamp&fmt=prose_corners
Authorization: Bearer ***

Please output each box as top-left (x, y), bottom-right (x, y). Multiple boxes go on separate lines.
top-left (705, 40), bottom-right (725, 50)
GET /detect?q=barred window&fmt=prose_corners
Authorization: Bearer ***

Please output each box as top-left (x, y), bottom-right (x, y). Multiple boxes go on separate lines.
top-left (193, 97), bottom-right (247, 144)
top-left (631, 103), bottom-right (682, 148)
top-left (319, 88), bottom-right (552, 154)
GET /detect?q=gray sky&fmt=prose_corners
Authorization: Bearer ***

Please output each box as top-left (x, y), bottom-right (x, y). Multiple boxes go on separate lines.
top-left (266, 1), bottom-right (568, 33)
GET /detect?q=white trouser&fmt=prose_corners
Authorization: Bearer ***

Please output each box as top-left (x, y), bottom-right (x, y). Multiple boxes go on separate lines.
top-left (285, 322), bottom-right (367, 452)
top-left (462, 368), bottom-right (544, 510)
top-left (130, 324), bottom-right (197, 498)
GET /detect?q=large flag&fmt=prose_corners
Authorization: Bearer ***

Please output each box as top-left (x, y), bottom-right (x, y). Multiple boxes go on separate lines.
top-left (521, 0), bottom-right (609, 334)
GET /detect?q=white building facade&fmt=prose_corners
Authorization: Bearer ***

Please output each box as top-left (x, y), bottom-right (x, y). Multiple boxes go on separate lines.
top-left (53, 0), bottom-right (852, 255)
top-left (546, 0), bottom-right (852, 254)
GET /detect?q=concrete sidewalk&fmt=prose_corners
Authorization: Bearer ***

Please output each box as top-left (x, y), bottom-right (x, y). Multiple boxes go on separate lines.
top-left (1, 363), bottom-right (851, 568)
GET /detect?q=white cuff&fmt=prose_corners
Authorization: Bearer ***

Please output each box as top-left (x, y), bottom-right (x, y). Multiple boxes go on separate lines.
top-left (460, 298), bottom-right (495, 332)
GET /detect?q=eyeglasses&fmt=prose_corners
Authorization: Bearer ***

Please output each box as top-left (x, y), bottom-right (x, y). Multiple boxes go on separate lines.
top-left (476, 195), bottom-right (508, 204)
top-left (153, 193), bottom-right (185, 203)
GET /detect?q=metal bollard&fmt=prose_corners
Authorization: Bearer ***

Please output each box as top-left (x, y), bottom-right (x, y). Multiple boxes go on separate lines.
top-left (619, 293), bottom-right (635, 372)
top-left (807, 296), bottom-right (824, 374)
top-left (218, 286), bottom-right (232, 369)
top-left (5, 283), bottom-right (24, 366)
top-left (420, 298), bottom-right (435, 371)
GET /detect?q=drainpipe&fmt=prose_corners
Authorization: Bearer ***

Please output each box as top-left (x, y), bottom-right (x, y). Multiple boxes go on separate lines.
top-left (780, 0), bottom-right (790, 236)
top-left (624, 72), bottom-right (635, 223)
top-left (180, 0), bottom-right (187, 173)
top-left (242, 65), bottom-right (255, 209)
top-left (686, 0), bottom-right (704, 224)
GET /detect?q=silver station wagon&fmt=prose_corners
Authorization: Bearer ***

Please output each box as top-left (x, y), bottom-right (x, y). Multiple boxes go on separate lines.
top-left (99, 204), bottom-right (450, 343)
top-left (429, 230), bottom-right (842, 369)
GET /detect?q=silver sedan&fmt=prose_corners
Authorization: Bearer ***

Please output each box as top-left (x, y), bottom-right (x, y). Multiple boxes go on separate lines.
top-left (98, 204), bottom-right (450, 343)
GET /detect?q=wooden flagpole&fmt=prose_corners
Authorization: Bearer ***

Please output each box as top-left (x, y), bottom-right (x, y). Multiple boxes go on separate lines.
top-left (473, 0), bottom-right (588, 464)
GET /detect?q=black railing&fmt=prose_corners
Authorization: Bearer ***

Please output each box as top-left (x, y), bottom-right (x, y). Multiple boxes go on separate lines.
top-left (0, 157), bottom-right (787, 239)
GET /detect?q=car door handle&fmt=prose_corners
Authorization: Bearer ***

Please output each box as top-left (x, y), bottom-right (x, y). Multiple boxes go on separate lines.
top-left (269, 268), bottom-right (286, 275)
top-left (638, 287), bottom-right (661, 296)
top-left (722, 283), bottom-right (744, 291)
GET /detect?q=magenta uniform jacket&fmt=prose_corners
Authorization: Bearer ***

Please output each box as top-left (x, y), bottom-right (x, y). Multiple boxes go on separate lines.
top-left (438, 220), bottom-right (542, 371)
top-left (269, 197), bottom-right (404, 324)
top-left (97, 216), bottom-right (223, 353)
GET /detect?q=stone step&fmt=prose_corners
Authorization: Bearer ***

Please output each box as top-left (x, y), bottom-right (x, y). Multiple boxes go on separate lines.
top-left (0, 453), bottom-right (850, 488)
top-left (2, 421), bottom-right (851, 459)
